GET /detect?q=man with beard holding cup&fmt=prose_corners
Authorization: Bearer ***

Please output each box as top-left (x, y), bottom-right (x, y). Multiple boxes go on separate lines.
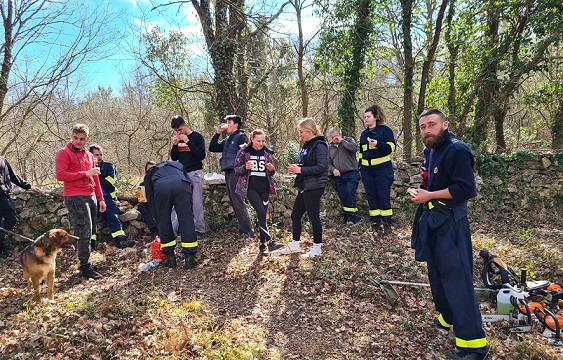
top-left (408, 109), bottom-right (488, 360)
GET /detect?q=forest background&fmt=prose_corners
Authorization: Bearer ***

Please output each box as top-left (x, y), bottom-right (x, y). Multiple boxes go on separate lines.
top-left (1, 0), bottom-right (563, 189)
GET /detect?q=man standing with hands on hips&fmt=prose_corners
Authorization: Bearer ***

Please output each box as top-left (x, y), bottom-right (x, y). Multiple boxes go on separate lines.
top-left (409, 109), bottom-right (488, 360)
top-left (209, 115), bottom-right (254, 242)
top-left (170, 115), bottom-right (206, 239)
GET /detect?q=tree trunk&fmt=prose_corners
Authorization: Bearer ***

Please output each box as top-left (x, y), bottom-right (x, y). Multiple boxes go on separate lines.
top-left (553, 99), bottom-right (563, 150)
top-left (472, 4), bottom-right (500, 149)
top-left (293, 0), bottom-right (308, 117)
top-left (401, 0), bottom-right (414, 161)
top-left (415, 0), bottom-right (448, 155)
top-left (337, 0), bottom-right (373, 138)
top-left (0, 1), bottom-right (13, 117)
top-left (445, 0), bottom-right (458, 134)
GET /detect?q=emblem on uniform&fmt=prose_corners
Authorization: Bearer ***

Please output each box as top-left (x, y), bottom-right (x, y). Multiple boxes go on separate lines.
top-left (434, 167), bottom-right (438, 174)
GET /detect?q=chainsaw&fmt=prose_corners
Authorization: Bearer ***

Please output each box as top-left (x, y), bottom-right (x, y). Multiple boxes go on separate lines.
top-left (480, 249), bottom-right (563, 308)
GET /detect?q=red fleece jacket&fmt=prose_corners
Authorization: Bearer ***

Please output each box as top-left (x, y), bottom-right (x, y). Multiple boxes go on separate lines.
top-left (55, 142), bottom-right (103, 201)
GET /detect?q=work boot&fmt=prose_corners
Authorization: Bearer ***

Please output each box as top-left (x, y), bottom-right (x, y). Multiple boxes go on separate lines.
top-left (0, 246), bottom-right (9, 259)
top-left (115, 236), bottom-right (136, 249)
top-left (163, 252), bottom-right (177, 268)
top-left (80, 263), bottom-right (103, 280)
top-left (379, 222), bottom-right (392, 237)
top-left (184, 254), bottom-right (198, 269)
top-left (371, 222), bottom-right (382, 236)
top-left (447, 349), bottom-right (489, 360)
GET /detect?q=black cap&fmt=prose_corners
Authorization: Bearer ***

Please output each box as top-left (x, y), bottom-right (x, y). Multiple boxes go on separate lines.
top-left (171, 115), bottom-right (186, 129)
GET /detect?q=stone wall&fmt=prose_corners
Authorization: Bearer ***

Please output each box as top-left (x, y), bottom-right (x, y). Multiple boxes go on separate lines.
top-left (8, 153), bottom-right (563, 243)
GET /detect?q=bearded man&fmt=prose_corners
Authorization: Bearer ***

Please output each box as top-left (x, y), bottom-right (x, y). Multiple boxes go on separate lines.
top-left (408, 109), bottom-right (489, 360)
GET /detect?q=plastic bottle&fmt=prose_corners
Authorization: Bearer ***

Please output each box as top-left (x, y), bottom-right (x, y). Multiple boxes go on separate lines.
top-left (497, 285), bottom-right (527, 314)
top-left (140, 259), bottom-right (162, 272)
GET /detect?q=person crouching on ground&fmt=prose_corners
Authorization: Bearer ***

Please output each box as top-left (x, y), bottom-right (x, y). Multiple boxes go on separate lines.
top-left (233, 129), bottom-right (283, 256)
top-left (143, 161), bottom-right (199, 269)
top-left (280, 118), bottom-right (328, 258)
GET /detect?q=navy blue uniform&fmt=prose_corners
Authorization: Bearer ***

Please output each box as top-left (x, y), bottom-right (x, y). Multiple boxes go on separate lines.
top-left (359, 125), bottom-right (395, 224)
top-left (144, 161), bottom-right (198, 255)
top-left (411, 130), bottom-right (488, 357)
top-left (96, 161), bottom-right (126, 244)
top-left (0, 157), bottom-right (33, 254)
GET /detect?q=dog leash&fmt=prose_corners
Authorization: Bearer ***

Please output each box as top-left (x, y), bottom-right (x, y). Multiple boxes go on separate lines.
top-left (0, 227), bottom-right (35, 242)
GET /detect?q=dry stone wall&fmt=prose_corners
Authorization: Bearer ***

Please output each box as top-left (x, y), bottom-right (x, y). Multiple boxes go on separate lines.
top-left (9, 153), bottom-right (563, 243)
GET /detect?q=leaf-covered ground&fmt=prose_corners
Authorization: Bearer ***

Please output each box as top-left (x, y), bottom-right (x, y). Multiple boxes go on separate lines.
top-left (1, 216), bottom-right (562, 360)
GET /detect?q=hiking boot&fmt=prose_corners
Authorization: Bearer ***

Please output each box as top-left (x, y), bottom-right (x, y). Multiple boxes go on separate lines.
top-left (279, 241), bottom-right (301, 255)
top-left (371, 222), bottom-right (382, 236)
top-left (447, 349), bottom-right (489, 360)
top-left (259, 243), bottom-right (269, 256)
top-left (346, 220), bottom-right (354, 225)
top-left (196, 232), bottom-right (205, 240)
top-left (80, 264), bottom-right (103, 280)
top-left (267, 240), bottom-right (284, 252)
top-left (163, 252), bottom-right (177, 268)
top-left (184, 254), bottom-right (198, 269)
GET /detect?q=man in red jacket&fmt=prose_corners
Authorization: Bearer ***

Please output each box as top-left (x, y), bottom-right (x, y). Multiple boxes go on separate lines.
top-left (55, 124), bottom-right (106, 279)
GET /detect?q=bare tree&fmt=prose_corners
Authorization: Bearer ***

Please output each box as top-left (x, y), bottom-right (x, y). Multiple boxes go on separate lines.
top-left (0, 0), bottom-right (120, 151)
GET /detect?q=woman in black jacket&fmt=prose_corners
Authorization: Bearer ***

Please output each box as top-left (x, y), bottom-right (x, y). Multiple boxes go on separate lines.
top-left (280, 118), bottom-right (328, 258)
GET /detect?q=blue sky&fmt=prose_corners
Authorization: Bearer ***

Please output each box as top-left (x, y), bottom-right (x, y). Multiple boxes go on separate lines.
top-left (82, 0), bottom-right (319, 95)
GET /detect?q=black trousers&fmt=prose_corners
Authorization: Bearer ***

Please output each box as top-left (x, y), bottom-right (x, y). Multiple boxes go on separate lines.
top-left (0, 196), bottom-right (18, 251)
top-left (154, 178), bottom-right (198, 255)
top-left (246, 188), bottom-right (270, 243)
top-left (291, 187), bottom-right (325, 244)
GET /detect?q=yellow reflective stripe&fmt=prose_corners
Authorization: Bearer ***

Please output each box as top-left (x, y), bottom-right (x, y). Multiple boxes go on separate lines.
top-left (380, 209), bottom-right (393, 217)
top-left (105, 176), bottom-right (115, 185)
top-left (438, 314), bottom-right (452, 328)
top-left (428, 201), bottom-right (434, 210)
top-left (111, 230), bottom-right (126, 238)
top-left (369, 209), bottom-right (381, 216)
top-left (386, 142), bottom-right (396, 153)
top-left (455, 337), bottom-right (487, 349)
top-left (361, 144), bottom-right (369, 152)
top-left (160, 240), bottom-right (177, 249)
top-left (110, 191), bottom-right (117, 198)
top-left (356, 152), bottom-right (362, 160)
top-left (181, 241), bottom-right (199, 248)
top-left (438, 201), bottom-right (446, 206)
top-left (361, 155), bottom-right (391, 166)
top-left (91, 234), bottom-right (97, 241)
top-left (343, 207), bottom-right (358, 213)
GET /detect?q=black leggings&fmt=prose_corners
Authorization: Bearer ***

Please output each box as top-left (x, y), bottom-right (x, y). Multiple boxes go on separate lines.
top-left (291, 187), bottom-right (325, 244)
top-left (246, 188), bottom-right (270, 243)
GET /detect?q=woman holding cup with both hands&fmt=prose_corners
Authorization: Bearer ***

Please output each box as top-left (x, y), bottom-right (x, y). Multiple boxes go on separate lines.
top-left (233, 129), bottom-right (283, 255)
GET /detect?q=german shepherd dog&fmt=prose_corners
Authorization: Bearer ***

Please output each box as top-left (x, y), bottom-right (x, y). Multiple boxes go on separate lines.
top-left (20, 229), bottom-right (78, 303)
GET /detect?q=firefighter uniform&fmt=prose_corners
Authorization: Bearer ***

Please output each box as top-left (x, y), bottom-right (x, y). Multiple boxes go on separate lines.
top-left (359, 124), bottom-right (396, 225)
top-left (97, 161), bottom-right (129, 246)
top-left (144, 161), bottom-right (198, 269)
top-left (411, 130), bottom-right (488, 358)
